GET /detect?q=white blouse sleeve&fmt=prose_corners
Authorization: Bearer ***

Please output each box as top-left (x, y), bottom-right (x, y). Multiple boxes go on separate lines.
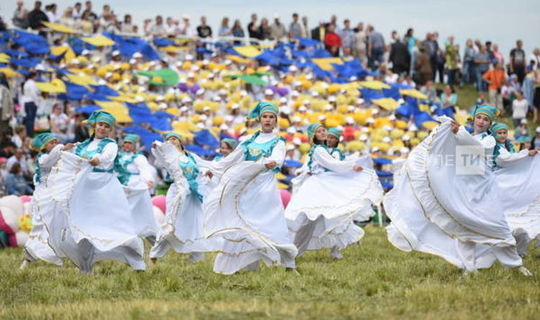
top-left (205, 145), bottom-right (245, 174)
top-left (134, 154), bottom-right (155, 183)
top-left (38, 144), bottom-right (63, 169)
top-left (94, 143), bottom-right (118, 169)
top-left (496, 148), bottom-right (529, 167)
top-left (312, 147), bottom-right (356, 173)
top-left (264, 139), bottom-right (285, 167)
top-left (454, 126), bottom-right (496, 149)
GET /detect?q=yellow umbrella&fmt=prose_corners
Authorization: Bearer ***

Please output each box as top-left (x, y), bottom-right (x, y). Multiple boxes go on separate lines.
top-left (66, 74), bottom-right (97, 87)
top-left (372, 98), bottom-right (399, 111)
top-left (312, 57), bottom-right (343, 71)
top-left (0, 53), bottom-right (9, 63)
top-left (422, 121), bottom-right (440, 131)
top-left (0, 68), bottom-right (21, 78)
top-left (42, 21), bottom-right (77, 34)
top-left (36, 79), bottom-right (66, 93)
top-left (226, 55), bottom-right (252, 64)
top-left (400, 89), bottom-right (427, 100)
top-left (81, 35), bottom-right (115, 47)
top-left (233, 46), bottom-right (261, 58)
top-left (358, 80), bottom-right (391, 90)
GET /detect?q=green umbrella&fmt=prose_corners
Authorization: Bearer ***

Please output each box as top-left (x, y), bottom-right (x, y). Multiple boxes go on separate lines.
top-left (137, 69), bottom-right (179, 86)
top-left (227, 73), bottom-right (270, 85)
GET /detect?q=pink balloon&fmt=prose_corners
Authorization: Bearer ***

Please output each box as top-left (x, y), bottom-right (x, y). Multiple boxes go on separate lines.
top-left (20, 195), bottom-right (32, 203)
top-left (151, 195), bottom-right (166, 214)
top-left (280, 189), bottom-right (291, 208)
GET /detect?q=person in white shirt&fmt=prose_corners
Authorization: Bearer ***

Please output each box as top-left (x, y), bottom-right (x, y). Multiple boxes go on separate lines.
top-left (512, 90), bottom-right (529, 128)
top-left (21, 72), bottom-right (41, 137)
top-left (72, 2), bottom-right (83, 20)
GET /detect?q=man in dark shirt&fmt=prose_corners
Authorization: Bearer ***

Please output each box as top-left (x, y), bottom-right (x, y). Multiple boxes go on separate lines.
top-left (311, 20), bottom-right (326, 42)
top-left (196, 16), bottom-right (212, 38)
top-left (27, 1), bottom-right (48, 34)
top-left (389, 37), bottom-right (411, 76)
top-left (510, 40), bottom-right (527, 84)
top-left (247, 13), bottom-right (261, 40)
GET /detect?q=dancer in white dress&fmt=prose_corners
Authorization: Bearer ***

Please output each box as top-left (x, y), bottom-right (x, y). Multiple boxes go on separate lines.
top-left (214, 138), bottom-right (238, 162)
top-left (285, 123), bottom-right (383, 259)
top-left (203, 102), bottom-right (298, 274)
top-left (326, 127), bottom-right (346, 160)
top-left (46, 111), bottom-right (145, 274)
top-left (149, 132), bottom-right (214, 263)
top-left (490, 122), bottom-right (540, 256)
top-left (115, 134), bottom-right (158, 241)
top-left (20, 133), bottom-right (74, 269)
top-left (384, 105), bottom-right (532, 276)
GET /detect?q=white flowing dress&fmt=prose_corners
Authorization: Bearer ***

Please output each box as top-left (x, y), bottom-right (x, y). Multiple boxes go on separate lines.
top-left (116, 152), bottom-right (159, 239)
top-left (384, 117), bottom-right (523, 271)
top-left (203, 131), bottom-right (298, 274)
top-left (494, 147), bottom-right (540, 255)
top-left (149, 142), bottom-right (216, 261)
top-left (285, 145), bottom-right (383, 256)
top-left (46, 138), bottom-right (145, 273)
top-left (24, 144), bottom-right (64, 265)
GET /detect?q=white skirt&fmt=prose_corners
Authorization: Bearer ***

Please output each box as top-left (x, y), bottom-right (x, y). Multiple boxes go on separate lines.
top-left (24, 185), bottom-right (63, 265)
top-left (124, 186), bottom-right (159, 239)
top-left (495, 156), bottom-right (540, 250)
top-left (150, 182), bottom-right (218, 258)
top-left (203, 162), bottom-right (298, 274)
top-left (384, 119), bottom-right (521, 270)
top-left (46, 152), bottom-right (145, 272)
top-left (285, 169), bottom-right (383, 253)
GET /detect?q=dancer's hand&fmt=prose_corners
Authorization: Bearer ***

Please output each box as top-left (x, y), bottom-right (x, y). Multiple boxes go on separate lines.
top-left (89, 157), bottom-right (100, 166)
top-left (265, 161), bottom-right (277, 170)
top-left (353, 165), bottom-right (363, 172)
top-left (450, 120), bottom-right (460, 134)
top-left (529, 149), bottom-right (538, 157)
top-left (147, 181), bottom-right (154, 188)
top-left (62, 143), bottom-right (75, 151)
top-left (205, 171), bottom-right (214, 178)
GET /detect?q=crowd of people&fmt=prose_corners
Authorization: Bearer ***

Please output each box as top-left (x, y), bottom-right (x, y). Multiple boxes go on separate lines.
top-left (0, 1), bottom-right (538, 276)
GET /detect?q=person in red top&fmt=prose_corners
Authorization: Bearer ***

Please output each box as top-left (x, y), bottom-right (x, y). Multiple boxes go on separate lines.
top-left (483, 62), bottom-right (507, 113)
top-left (324, 24), bottom-right (342, 57)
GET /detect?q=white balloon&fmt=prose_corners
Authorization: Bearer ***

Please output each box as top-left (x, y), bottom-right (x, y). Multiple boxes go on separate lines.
top-left (0, 207), bottom-right (19, 232)
top-left (0, 195), bottom-right (24, 216)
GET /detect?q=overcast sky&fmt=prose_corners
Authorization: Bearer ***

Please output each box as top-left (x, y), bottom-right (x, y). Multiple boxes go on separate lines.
top-left (2, 0), bottom-right (539, 55)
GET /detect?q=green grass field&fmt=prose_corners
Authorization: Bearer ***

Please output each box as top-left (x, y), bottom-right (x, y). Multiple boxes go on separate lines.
top-left (1, 226), bottom-right (539, 320)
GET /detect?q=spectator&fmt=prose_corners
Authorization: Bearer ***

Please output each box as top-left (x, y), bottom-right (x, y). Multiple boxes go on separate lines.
top-left (82, 0), bottom-right (98, 22)
top-left (270, 15), bottom-right (287, 41)
top-left (445, 36), bottom-right (460, 85)
top-left (49, 104), bottom-right (70, 142)
top-left (311, 20), bottom-right (325, 42)
top-left (11, 126), bottom-right (26, 149)
top-left (73, 114), bottom-right (90, 142)
top-left (218, 17), bottom-right (231, 37)
top-left (121, 14), bottom-right (135, 34)
top-left (440, 85), bottom-right (458, 108)
top-left (483, 61), bottom-right (507, 112)
top-left (148, 15), bottom-right (166, 37)
top-left (231, 19), bottom-right (245, 41)
top-left (474, 45), bottom-right (491, 92)
top-left (77, 9), bottom-right (93, 33)
top-left (301, 16), bottom-right (309, 38)
top-left (510, 40), bottom-right (526, 84)
top-left (27, 1), bottom-right (49, 34)
top-left (420, 80), bottom-right (437, 101)
top-left (462, 39), bottom-right (476, 85)
top-left (339, 19), bottom-right (355, 57)
top-left (73, 2), bottom-right (83, 20)
top-left (531, 127), bottom-right (540, 150)
top-left (432, 32), bottom-right (444, 83)
top-left (45, 3), bottom-right (60, 23)
top-left (247, 13), bottom-right (260, 40)
top-left (6, 149), bottom-right (30, 176)
top-left (258, 18), bottom-right (271, 40)
top-left (0, 157), bottom-right (7, 196)
top-left (388, 34), bottom-right (410, 75)
top-left (492, 44), bottom-right (504, 65)
top-left (289, 13), bottom-right (303, 39)
top-left (21, 72), bottom-right (40, 137)
top-left (60, 7), bottom-right (76, 29)
top-left (12, 0), bottom-right (29, 29)
top-left (324, 24), bottom-right (341, 57)
top-left (367, 25), bottom-right (385, 70)
top-left (511, 91), bottom-right (529, 128)
top-left (533, 69), bottom-right (540, 123)
top-left (5, 162), bottom-right (33, 196)
top-left (197, 16), bottom-right (212, 38)
top-left (528, 48), bottom-right (540, 71)
top-left (415, 45), bottom-right (432, 86)
top-left (354, 22), bottom-right (367, 63)
top-left (404, 28), bottom-right (416, 73)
